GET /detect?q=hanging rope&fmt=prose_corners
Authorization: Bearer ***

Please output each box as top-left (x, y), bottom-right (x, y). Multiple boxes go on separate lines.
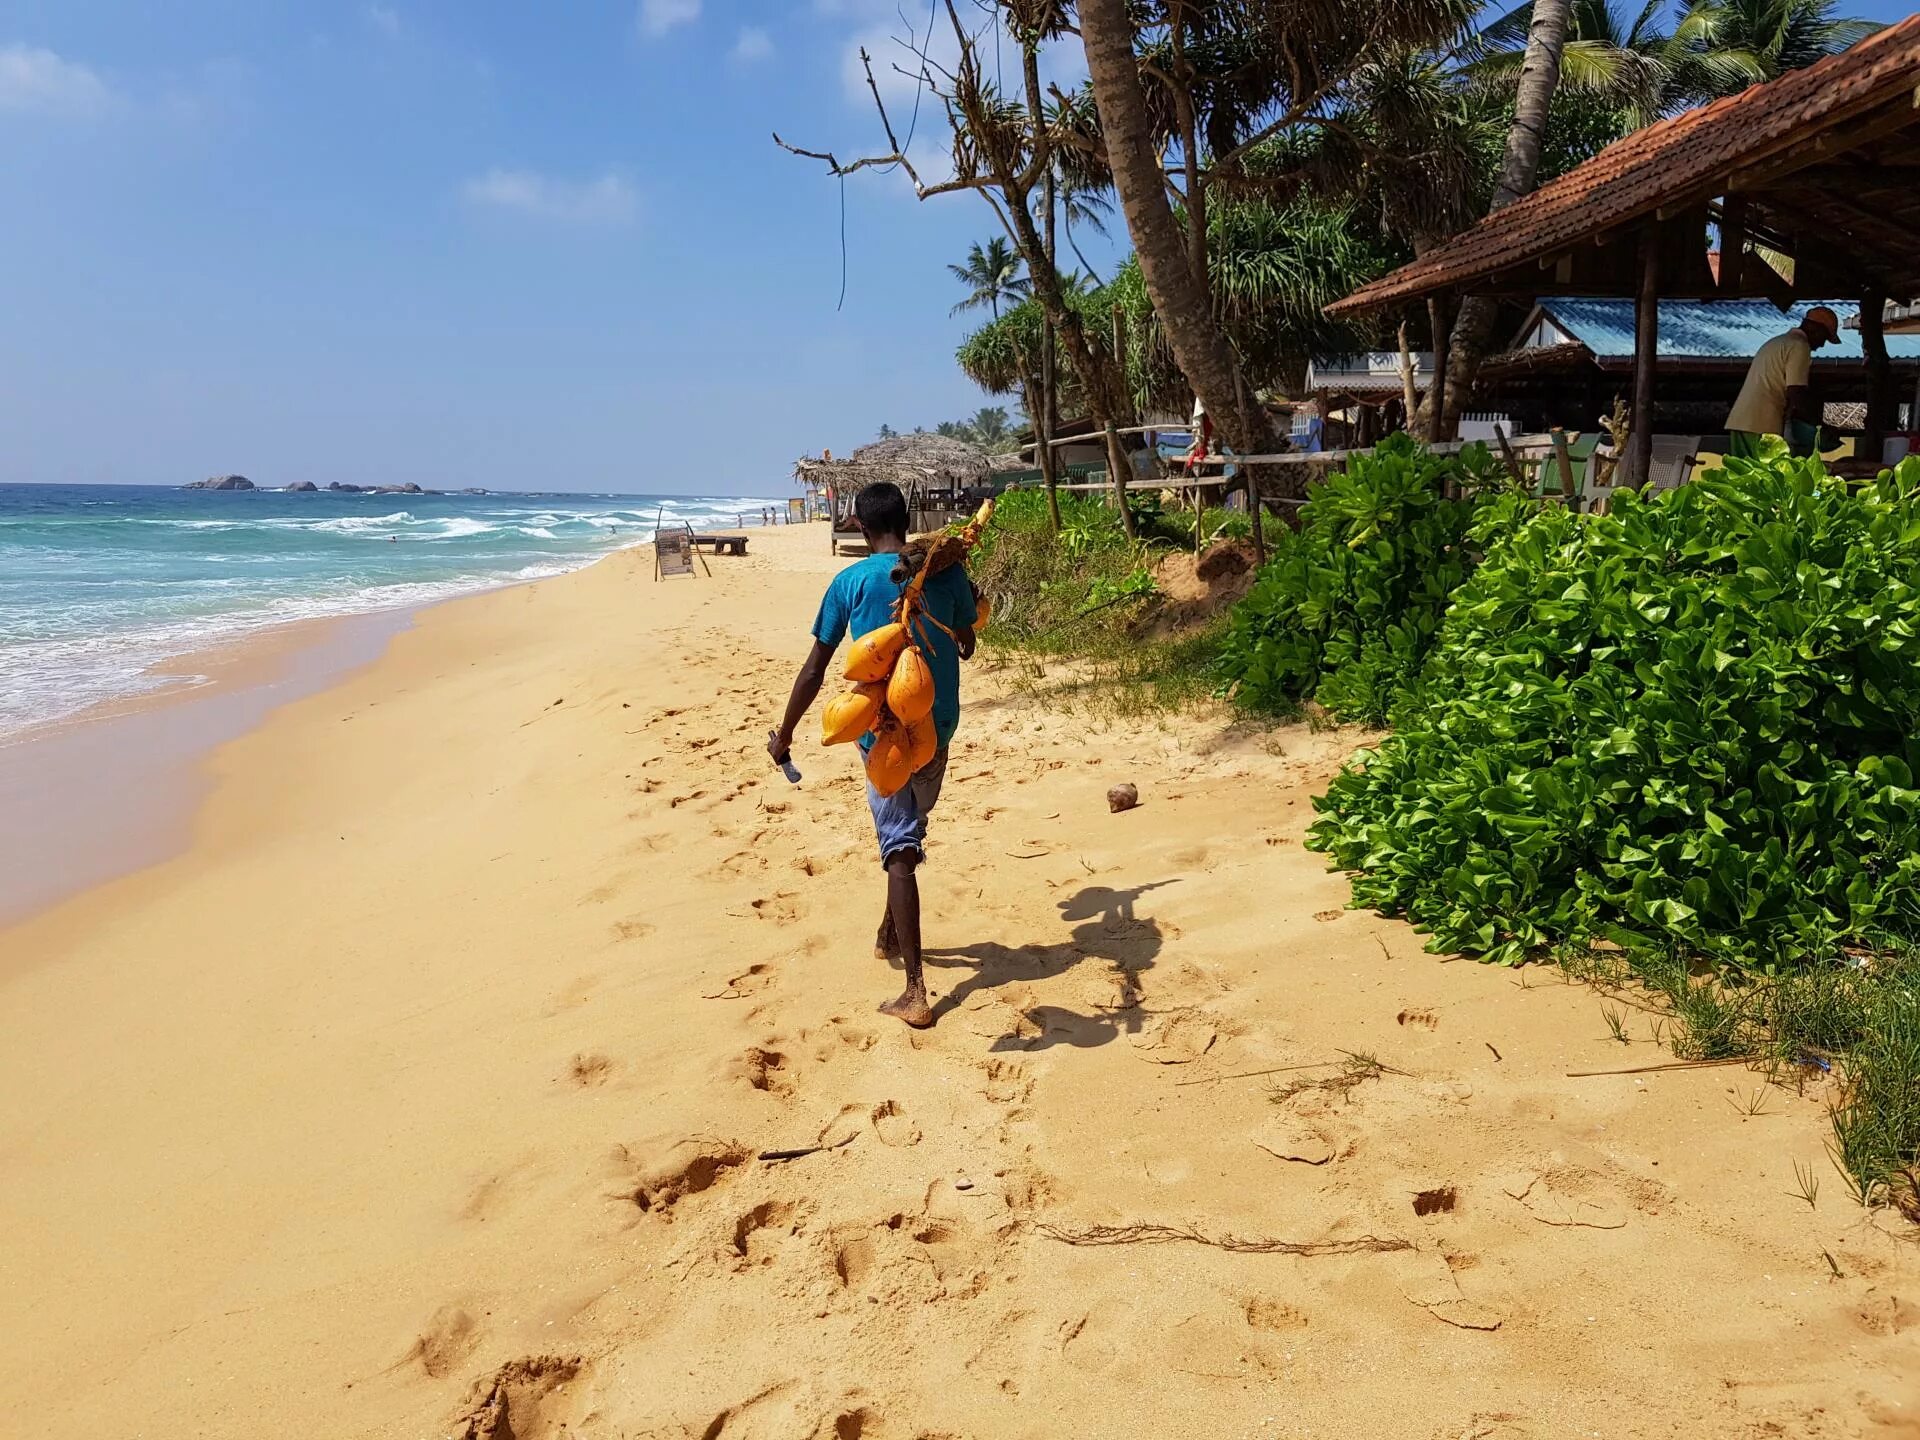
top-left (836, 167), bottom-right (848, 311)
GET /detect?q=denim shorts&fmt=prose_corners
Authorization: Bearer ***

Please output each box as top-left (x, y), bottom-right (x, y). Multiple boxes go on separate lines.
top-left (866, 747), bottom-right (948, 866)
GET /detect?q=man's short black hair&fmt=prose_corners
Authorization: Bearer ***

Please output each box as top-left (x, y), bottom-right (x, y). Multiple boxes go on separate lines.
top-left (855, 481), bottom-right (910, 540)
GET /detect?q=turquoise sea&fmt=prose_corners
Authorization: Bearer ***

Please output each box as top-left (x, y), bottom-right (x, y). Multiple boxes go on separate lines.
top-left (0, 483), bottom-right (773, 740)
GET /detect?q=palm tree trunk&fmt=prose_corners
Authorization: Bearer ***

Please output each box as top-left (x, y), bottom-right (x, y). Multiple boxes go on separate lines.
top-left (1077, 0), bottom-right (1280, 464)
top-left (1437, 0), bottom-right (1572, 438)
top-left (1041, 171), bottom-right (1063, 532)
top-left (1170, 15), bottom-right (1209, 296)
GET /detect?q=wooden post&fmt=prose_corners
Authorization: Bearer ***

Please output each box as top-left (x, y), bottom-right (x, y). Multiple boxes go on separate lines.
top-left (1426, 297), bottom-right (1453, 443)
top-left (1862, 289), bottom-right (1891, 466)
top-left (1625, 226), bottom-right (1660, 489)
top-left (1398, 320), bottom-right (1419, 424)
top-left (1552, 426), bottom-right (1578, 512)
top-left (1717, 194), bottom-right (1747, 295)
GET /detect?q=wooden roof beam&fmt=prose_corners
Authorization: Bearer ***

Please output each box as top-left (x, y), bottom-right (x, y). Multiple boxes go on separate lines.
top-left (1725, 95), bottom-right (1920, 194)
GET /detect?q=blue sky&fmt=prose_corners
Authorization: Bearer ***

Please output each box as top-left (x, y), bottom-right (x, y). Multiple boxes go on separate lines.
top-left (0, 1), bottom-right (1109, 494)
top-left (5, 3), bottom-right (1912, 495)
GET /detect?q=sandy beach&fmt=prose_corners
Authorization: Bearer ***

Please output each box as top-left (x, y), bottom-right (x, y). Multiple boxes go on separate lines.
top-left (2, 520), bottom-right (1915, 1440)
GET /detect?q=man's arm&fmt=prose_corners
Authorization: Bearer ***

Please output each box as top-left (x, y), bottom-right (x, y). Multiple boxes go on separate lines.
top-left (768, 639), bottom-right (834, 764)
top-left (1784, 340), bottom-right (1817, 425)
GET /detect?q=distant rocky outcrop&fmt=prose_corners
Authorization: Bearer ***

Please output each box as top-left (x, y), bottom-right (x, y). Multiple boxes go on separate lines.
top-left (459, 487), bottom-right (491, 495)
top-left (327, 482), bottom-right (365, 493)
top-left (283, 481), bottom-right (319, 492)
top-left (373, 483), bottom-right (424, 494)
top-left (184, 475), bottom-right (254, 491)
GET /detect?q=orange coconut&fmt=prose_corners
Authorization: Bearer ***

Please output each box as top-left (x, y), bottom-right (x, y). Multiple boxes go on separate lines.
top-left (886, 643), bottom-right (936, 724)
top-left (843, 621), bottom-right (909, 683)
top-left (820, 681), bottom-right (884, 745)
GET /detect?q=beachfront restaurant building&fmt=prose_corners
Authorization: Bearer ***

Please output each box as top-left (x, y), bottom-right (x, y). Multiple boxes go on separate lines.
top-left (1476, 297), bottom-right (1920, 456)
top-left (1326, 15), bottom-right (1920, 485)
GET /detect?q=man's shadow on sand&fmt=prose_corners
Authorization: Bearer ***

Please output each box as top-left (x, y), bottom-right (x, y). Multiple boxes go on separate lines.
top-left (915, 880), bottom-right (1176, 1052)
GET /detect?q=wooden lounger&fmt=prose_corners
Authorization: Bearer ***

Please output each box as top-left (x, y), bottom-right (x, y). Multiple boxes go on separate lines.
top-left (691, 534), bottom-right (748, 556)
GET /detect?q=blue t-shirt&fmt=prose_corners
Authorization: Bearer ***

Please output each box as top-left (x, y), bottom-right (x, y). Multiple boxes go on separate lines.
top-left (812, 552), bottom-right (977, 747)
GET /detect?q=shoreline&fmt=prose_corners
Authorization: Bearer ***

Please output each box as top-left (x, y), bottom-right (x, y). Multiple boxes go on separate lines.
top-left (0, 539), bottom-right (676, 931)
top-left (0, 607), bottom-right (415, 930)
top-left (2, 522), bottom-right (1914, 1440)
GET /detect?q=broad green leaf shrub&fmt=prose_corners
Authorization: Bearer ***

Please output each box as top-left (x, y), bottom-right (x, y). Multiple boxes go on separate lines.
top-left (1216, 435), bottom-right (1508, 725)
top-left (1309, 451), bottom-right (1920, 971)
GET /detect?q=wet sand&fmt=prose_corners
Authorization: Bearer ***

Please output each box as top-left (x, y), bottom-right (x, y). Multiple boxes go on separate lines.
top-left (0, 610), bottom-right (413, 929)
top-left (1, 522), bottom-right (1915, 1439)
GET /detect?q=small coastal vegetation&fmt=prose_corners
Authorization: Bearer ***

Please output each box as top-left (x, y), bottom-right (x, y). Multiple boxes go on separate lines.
top-left (975, 444), bottom-right (1920, 1215)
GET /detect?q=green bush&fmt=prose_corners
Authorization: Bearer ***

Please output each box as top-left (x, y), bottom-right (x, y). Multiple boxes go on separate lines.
top-left (1215, 434), bottom-right (1506, 725)
top-left (1308, 450), bottom-right (1920, 972)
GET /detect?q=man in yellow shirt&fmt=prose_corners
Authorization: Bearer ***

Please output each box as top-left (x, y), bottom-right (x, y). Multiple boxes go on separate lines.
top-left (1725, 306), bottom-right (1840, 457)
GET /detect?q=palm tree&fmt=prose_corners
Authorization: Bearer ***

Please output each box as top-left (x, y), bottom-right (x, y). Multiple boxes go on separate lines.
top-left (1691, 0), bottom-right (1880, 77)
top-left (1476, 0), bottom-right (1877, 122)
top-left (967, 407), bottom-right (1013, 449)
top-left (947, 237), bottom-right (1030, 319)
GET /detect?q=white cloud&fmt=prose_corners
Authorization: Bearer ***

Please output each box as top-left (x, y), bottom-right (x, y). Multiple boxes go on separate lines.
top-left (636, 0), bottom-right (700, 38)
top-left (365, 5), bottom-right (402, 36)
top-left (732, 26), bottom-right (773, 63)
top-left (0, 43), bottom-right (112, 117)
top-left (462, 169), bottom-right (638, 225)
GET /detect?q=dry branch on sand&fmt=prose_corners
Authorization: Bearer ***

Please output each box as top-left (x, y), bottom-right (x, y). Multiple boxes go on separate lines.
top-left (1037, 1222), bottom-right (1411, 1255)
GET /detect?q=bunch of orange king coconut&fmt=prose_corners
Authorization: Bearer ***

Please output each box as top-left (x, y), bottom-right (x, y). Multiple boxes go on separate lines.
top-left (819, 498), bottom-right (996, 796)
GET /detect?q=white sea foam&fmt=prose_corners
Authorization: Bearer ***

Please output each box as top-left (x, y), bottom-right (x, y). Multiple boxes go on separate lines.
top-left (0, 489), bottom-right (778, 740)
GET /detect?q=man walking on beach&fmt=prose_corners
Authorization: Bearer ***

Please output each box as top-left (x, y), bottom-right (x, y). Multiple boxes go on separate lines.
top-left (768, 481), bottom-right (977, 1028)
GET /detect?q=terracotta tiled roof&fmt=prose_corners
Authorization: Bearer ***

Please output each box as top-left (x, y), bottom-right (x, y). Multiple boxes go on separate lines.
top-left (1328, 18), bottom-right (1920, 315)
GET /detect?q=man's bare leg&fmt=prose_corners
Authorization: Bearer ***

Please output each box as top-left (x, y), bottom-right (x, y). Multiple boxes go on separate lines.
top-left (877, 851), bottom-right (932, 1027)
top-left (875, 904), bottom-right (900, 961)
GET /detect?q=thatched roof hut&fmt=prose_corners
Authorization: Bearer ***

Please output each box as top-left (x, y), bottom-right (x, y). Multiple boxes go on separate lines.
top-left (792, 433), bottom-right (994, 503)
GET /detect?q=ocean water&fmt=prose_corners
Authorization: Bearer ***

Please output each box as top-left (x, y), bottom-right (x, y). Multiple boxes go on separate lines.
top-left (0, 483), bottom-right (774, 740)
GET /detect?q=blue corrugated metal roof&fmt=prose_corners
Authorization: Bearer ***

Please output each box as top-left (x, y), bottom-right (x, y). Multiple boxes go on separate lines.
top-left (1536, 298), bottom-right (1920, 362)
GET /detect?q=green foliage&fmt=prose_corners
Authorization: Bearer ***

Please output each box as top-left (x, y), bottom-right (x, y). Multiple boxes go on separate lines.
top-left (1083, 567), bottom-right (1160, 612)
top-left (1216, 436), bottom-right (1507, 725)
top-left (1308, 450), bottom-right (1920, 973)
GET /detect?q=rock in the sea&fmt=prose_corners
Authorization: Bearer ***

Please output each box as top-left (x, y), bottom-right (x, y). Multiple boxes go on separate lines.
top-left (184, 474), bottom-right (254, 491)
top-left (372, 483), bottom-right (424, 494)
top-left (283, 481), bottom-right (318, 492)
top-left (1107, 782), bottom-right (1140, 814)
top-left (327, 482), bottom-right (366, 493)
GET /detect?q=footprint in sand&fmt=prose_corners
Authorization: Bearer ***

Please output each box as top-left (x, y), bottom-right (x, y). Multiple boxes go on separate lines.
top-left (1397, 1007), bottom-right (1439, 1030)
top-left (980, 1057), bottom-right (1034, 1106)
top-left (870, 1100), bottom-right (922, 1147)
top-left (731, 1046), bottom-right (792, 1096)
top-left (1242, 1296), bottom-right (1309, 1333)
top-left (613, 1140), bottom-right (750, 1218)
top-left (748, 892), bottom-right (802, 924)
top-left (447, 1355), bottom-right (582, 1440)
top-left (400, 1303), bottom-right (481, 1378)
top-left (713, 850), bottom-right (768, 879)
top-left (806, 1017), bottom-right (878, 1062)
top-left (567, 1052), bottom-right (613, 1087)
top-left (610, 918), bottom-right (654, 943)
top-left (704, 963), bottom-right (775, 1000)
top-left (730, 1199), bottom-right (802, 1268)
top-left (686, 1381), bottom-right (888, 1440)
